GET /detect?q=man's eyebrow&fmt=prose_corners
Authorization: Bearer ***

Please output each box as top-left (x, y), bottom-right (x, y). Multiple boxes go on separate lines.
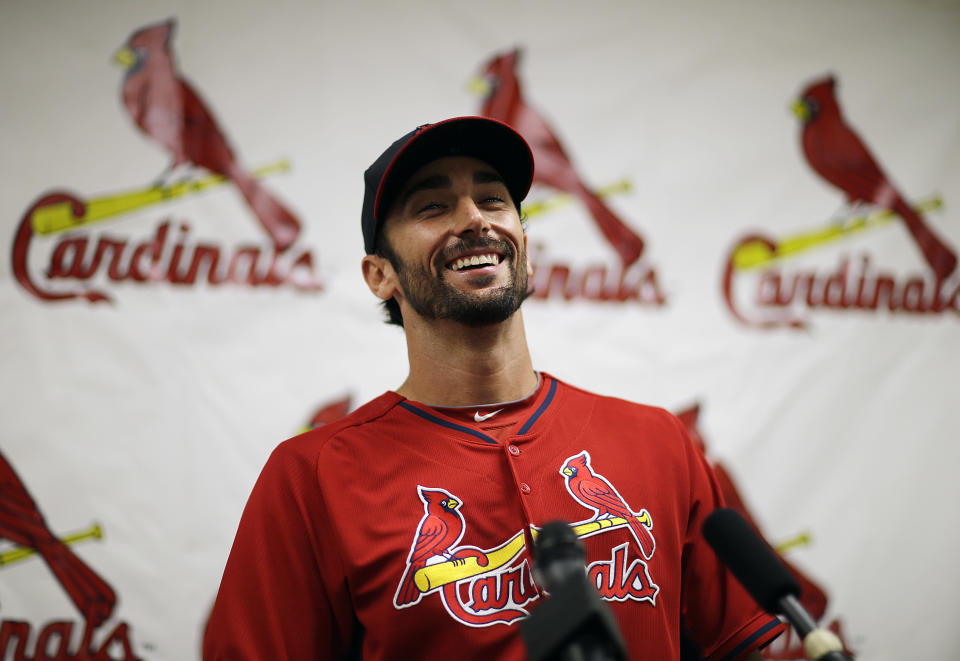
top-left (400, 175), bottom-right (451, 207)
top-left (400, 169), bottom-right (507, 208)
top-left (474, 170), bottom-right (506, 186)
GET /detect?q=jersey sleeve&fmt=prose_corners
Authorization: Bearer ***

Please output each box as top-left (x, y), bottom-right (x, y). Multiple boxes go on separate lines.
top-left (203, 436), bottom-right (355, 660)
top-left (671, 414), bottom-right (785, 661)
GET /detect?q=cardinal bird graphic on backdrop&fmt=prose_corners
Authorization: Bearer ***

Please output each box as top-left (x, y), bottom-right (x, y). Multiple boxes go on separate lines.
top-left (394, 487), bottom-right (465, 608)
top-left (0, 451), bottom-right (116, 626)
top-left (479, 49), bottom-right (645, 267)
top-left (306, 395), bottom-right (352, 430)
top-left (561, 451), bottom-right (655, 559)
top-left (794, 75), bottom-right (957, 279)
top-left (675, 403), bottom-right (829, 621)
top-left (114, 19), bottom-right (300, 251)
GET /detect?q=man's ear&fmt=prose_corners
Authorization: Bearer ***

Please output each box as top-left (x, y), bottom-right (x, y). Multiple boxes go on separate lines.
top-left (361, 254), bottom-right (399, 302)
top-left (523, 233), bottom-right (533, 280)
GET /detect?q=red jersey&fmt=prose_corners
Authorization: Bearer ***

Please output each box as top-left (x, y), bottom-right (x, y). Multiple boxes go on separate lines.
top-left (205, 374), bottom-right (783, 659)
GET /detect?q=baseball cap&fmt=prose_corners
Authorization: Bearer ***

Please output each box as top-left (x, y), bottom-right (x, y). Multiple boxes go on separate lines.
top-left (361, 116), bottom-right (535, 254)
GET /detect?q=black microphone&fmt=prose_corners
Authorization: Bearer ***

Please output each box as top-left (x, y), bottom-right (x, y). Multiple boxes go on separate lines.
top-left (532, 519), bottom-right (590, 592)
top-left (521, 521), bottom-right (628, 661)
top-left (702, 508), bottom-right (852, 661)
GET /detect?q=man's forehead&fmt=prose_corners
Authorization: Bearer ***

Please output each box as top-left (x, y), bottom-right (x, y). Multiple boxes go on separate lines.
top-left (399, 156), bottom-right (506, 195)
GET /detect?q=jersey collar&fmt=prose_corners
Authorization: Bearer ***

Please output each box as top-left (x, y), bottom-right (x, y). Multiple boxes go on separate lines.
top-left (397, 373), bottom-right (559, 445)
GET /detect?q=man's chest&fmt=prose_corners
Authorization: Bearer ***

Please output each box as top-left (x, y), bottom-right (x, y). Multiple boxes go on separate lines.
top-left (320, 426), bottom-right (689, 640)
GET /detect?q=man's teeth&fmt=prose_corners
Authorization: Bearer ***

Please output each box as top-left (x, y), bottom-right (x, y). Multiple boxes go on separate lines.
top-left (449, 254), bottom-right (500, 272)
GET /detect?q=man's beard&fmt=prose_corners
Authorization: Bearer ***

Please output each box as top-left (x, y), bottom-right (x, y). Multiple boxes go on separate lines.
top-left (392, 237), bottom-right (530, 327)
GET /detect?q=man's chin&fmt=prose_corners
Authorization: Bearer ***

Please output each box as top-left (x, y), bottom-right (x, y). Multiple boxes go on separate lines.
top-left (398, 257), bottom-right (527, 326)
top-left (436, 288), bottom-right (525, 326)
top-left (444, 307), bottom-right (518, 327)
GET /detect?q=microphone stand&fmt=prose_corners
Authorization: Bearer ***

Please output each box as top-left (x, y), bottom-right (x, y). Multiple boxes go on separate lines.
top-left (521, 521), bottom-right (627, 661)
top-left (779, 594), bottom-right (852, 661)
top-left (702, 509), bottom-right (854, 661)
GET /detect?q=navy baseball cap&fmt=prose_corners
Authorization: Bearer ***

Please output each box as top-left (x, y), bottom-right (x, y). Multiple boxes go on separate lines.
top-left (361, 116), bottom-right (535, 254)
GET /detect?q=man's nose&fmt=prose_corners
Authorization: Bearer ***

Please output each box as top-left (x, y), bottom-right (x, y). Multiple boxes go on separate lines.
top-left (452, 197), bottom-right (491, 236)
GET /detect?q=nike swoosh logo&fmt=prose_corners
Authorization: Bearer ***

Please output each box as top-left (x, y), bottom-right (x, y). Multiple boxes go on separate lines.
top-left (474, 409), bottom-right (503, 423)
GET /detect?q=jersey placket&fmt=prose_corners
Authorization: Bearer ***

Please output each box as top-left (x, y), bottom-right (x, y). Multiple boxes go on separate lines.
top-left (494, 377), bottom-right (559, 572)
top-left (397, 377), bottom-right (560, 569)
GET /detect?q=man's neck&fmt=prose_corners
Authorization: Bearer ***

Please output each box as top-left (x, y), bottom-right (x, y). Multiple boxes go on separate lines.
top-left (396, 312), bottom-right (537, 407)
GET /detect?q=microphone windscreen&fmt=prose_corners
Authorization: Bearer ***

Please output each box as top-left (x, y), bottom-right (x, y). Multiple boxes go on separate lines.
top-left (533, 520), bottom-right (586, 592)
top-left (702, 508), bottom-right (800, 614)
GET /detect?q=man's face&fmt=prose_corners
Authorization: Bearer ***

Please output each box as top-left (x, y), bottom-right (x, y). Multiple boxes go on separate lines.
top-left (380, 156), bottom-right (531, 327)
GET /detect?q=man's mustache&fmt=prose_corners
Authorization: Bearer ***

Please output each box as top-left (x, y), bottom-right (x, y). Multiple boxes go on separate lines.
top-left (433, 237), bottom-right (516, 272)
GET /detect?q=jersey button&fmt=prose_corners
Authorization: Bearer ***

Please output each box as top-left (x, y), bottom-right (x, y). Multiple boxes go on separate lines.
top-left (508, 444), bottom-right (521, 456)
top-left (519, 482), bottom-right (531, 494)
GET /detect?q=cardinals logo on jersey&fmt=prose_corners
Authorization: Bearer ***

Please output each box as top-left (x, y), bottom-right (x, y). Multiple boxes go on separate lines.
top-left (560, 451), bottom-right (655, 560)
top-left (394, 475), bottom-right (660, 628)
top-left (556, 452), bottom-right (660, 607)
top-left (393, 486), bottom-right (538, 627)
top-left (723, 74), bottom-right (959, 329)
top-left (394, 487), bottom-right (468, 609)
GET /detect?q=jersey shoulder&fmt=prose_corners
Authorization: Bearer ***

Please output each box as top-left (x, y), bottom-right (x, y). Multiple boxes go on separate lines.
top-left (272, 391), bottom-right (404, 463)
top-left (546, 372), bottom-right (684, 427)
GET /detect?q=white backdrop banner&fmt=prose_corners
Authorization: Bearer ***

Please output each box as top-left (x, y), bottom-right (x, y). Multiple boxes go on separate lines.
top-left (1, 1), bottom-right (958, 659)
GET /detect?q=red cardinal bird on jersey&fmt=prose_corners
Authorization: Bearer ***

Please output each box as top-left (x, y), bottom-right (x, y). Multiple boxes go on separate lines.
top-left (0, 451), bottom-right (116, 626)
top-left (394, 487), bottom-right (465, 608)
top-left (479, 49), bottom-right (645, 267)
top-left (794, 75), bottom-right (957, 279)
top-left (561, 451), bottom-right (655, 559)
top-left (115, 19), bottom-right (300, 251)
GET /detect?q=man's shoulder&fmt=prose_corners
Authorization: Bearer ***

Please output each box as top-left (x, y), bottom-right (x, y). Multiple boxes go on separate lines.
top-left (547, 372), bottom-right (679, 423)
top-left (272, 391), bottom-right (404, 461)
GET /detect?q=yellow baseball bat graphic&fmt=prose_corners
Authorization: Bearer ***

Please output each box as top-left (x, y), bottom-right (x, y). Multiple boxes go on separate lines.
top-left (732, 196), bottom-right (944, 270)
top-left (775, 530), bottom-right (812, 554)
top-left (414, 530), bottom-right (526, 592)
top-left (524, 180), bottom-right (632, 220)
top-left (29, 160), bottom-right (290, 236)
top-left (0, 522), bottom-right (104, 567)
top-left (414, 516), bottom-right (646, 592)
top-left (568, 512), bottom-right (650, 537)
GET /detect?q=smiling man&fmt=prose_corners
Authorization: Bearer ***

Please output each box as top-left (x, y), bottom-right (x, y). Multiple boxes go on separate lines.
top-left (367, 157), bottom-right (530, 327)
top-left (204, 117), bottom-right (783, 660)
